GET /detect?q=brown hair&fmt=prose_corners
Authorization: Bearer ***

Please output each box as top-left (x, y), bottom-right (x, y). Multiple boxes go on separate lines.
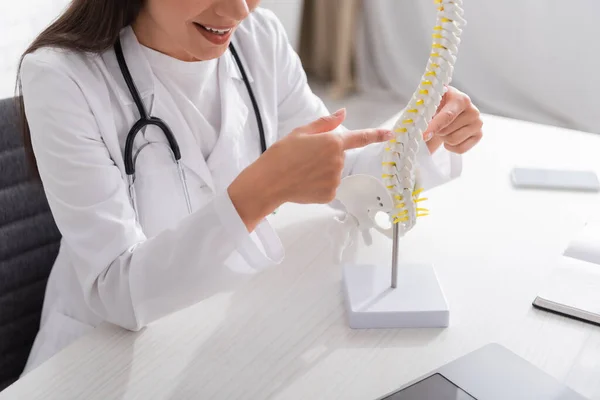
top-left (15, 0), bottom-right (144, 178)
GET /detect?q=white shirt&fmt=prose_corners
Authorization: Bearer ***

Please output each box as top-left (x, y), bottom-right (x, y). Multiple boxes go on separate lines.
top-left (141, 45), bottom-right (221, 160)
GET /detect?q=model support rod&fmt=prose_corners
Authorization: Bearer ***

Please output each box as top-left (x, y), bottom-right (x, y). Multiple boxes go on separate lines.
top-left (391, 223), bottom-right (399, 288)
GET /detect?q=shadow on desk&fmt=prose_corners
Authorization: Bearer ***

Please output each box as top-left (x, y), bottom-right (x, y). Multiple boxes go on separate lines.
top-left (156, 210), bottom-right (445, 399)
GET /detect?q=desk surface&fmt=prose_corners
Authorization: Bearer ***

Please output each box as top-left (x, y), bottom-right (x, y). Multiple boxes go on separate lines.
top-left (3, 114), bottom-right (600, 400)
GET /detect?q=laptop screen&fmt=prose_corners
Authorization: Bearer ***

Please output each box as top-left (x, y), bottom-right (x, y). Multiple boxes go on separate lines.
top-left (381, 373), bottom-right (476, 400)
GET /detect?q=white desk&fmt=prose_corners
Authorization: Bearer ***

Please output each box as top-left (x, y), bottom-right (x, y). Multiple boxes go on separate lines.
top-left (3, 114), bottom-right (600, 399)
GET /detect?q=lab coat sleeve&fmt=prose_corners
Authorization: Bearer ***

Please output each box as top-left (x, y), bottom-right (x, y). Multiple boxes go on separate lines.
top-left (270, 12), bottom-right (461, 189)
top-left (20, 53), bottom-right (283, 331)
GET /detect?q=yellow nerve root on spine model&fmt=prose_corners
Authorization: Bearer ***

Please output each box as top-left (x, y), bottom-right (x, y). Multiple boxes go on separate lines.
top-left (332, 0), bottom-right (465, 254)
top-left (382, 0), bottom-right (465, 237)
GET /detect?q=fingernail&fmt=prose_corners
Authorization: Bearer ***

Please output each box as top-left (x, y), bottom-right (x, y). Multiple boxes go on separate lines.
top-left (333, 108), bottom-right (345, 117)
top-left (383, 130), bottom-right (394, 139)
top-left (424, 131), bottom-right (434, 142)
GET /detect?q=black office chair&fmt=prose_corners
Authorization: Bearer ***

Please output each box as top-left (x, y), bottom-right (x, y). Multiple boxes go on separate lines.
top-left (0, 97), bottom-right (61, 391)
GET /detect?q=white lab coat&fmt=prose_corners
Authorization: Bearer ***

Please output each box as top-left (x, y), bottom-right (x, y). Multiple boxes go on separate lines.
top-left (19, 8), bottom-right (461, 375)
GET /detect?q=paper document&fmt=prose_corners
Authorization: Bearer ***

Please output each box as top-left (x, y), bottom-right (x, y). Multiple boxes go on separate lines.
top-left (564, 218), bottom-right (600, 265)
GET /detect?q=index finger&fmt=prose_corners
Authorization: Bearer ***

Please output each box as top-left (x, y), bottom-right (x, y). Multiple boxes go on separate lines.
top-left (340, 128), bottom-right (393, 150)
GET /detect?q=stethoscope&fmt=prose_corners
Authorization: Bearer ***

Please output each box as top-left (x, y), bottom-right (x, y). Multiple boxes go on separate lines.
top-left (114, 37), bottom-right (267, 220)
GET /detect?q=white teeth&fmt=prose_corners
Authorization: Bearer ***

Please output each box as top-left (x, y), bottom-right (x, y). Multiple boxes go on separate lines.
top-left (201, 25), bottom-right (231, 35)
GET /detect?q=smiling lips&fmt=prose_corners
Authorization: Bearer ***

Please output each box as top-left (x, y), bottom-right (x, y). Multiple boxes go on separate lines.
top-left (193, 22), bottom-right (234, 45)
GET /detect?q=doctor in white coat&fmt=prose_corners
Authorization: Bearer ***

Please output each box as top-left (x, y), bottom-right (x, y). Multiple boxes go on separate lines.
top-left (17, 0), bottom-right (483, 375)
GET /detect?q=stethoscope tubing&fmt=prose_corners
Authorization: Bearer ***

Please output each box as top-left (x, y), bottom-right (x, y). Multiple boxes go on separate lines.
top-left (114, 35), bottom-right (265, 220)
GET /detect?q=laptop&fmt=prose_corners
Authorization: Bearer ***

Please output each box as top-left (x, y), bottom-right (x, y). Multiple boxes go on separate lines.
top-left (377, 343), bottom-right (587, 400)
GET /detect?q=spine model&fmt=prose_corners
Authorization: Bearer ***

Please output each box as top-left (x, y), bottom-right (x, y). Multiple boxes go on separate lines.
top-left (382, 0), bottom-right (466, 236)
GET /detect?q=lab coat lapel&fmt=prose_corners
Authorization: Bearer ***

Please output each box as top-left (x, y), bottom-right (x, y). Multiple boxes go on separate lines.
top-left (148, 81), bottom-right (216, 191)
top-left (207, 47), bottom-right (250, 192)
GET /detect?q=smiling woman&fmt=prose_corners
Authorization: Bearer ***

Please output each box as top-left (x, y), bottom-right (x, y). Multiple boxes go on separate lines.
top-left (13, 0), bottom-right (474, 379)
top-left (130, 0), bottom-right (260, 61)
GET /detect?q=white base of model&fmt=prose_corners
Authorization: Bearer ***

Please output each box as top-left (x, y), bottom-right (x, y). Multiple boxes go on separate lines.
top-left (342, 262), bottom-right (449, 329)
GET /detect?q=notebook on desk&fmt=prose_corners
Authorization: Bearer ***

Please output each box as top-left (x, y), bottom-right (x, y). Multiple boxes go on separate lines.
top-left (533, 258), bottom-right (600, 327)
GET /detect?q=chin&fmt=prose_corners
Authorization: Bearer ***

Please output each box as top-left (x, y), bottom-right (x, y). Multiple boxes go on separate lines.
top-left (193, 44), bottom-right (229, 61)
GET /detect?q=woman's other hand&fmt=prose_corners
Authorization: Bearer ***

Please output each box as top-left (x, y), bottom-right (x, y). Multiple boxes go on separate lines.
top-left (424, 86), bottom-right (483, 155)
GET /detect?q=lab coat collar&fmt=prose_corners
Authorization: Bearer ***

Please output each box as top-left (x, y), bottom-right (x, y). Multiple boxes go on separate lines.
top-left (225, 36), bottom-right (255, 83)
top-left (102, 26), bottom-right (155, 106)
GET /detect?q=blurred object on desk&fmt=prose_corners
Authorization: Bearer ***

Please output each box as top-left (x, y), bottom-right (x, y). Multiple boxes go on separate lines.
top-left (535, 258), bottom-right (600, 327)
top-left (565, 219), bottom-right (600, 266)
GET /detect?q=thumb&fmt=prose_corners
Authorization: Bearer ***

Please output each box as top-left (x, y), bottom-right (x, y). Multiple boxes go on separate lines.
top-left (294, 108), bottom-right (346, 135)
top-left (423, 88), bottom-right (451, 141)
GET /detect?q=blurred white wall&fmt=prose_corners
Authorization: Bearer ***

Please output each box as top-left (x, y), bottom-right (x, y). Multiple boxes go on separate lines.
top-left (0, 0), bottom-right (68, 98)
top-left (260, 0), bottom-right (304, 51)
top-left (357, 0), bottom-right (600, 134)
